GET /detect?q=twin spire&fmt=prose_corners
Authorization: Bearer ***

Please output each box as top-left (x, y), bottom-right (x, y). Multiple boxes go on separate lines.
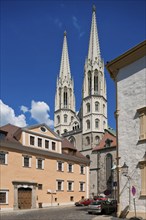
top-left (59, 5), bottom-right (101, 79)
top-left (59, 31), bottom-right (71, 79)
top-left (88, 5), bottom-right (101, 62)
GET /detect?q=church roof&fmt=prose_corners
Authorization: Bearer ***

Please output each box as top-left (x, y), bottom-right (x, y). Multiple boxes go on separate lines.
top-left (92, 131), bottom-right (116, 152)
top-left (59, 31), bottom-right (71, 79)
top-left (88, 5), bottom-right (101, 62)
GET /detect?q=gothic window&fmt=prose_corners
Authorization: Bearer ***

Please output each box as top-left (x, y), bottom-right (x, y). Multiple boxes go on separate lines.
top-left (86, 103), bottom-right (90, 113)
top-left (106, 154), bottom-right (113, 186)
top-left (59, 88), bottom-right (61, 108)
top-left (94, 71), bottom-right (98, 94)
top-left (56, 130), bottom-right (60, 136)
top-left (64, 114), bottom-right (68, 123)
top-left (88, 71), bottom-right (91, 95)
top-left (95, 136), bottom-right (100, 144)
top-left (95, 101), bottom-right (99, 112)
top-left (64, 129), bottom-right (68, 133)
top-left (103, 104), bottom-right (105, 115)
top-left (69, 136), bottom-right (76, 147)
top-left (64, 87), bottom-right (68, 108)
top-left (95, 119), bottom-right (99, 129)
top-left (57, 115), bottom-right (60, 124)
top-left (86, 120), bottom-right (90, 130)
top-left (71, 116), bottom-right (74, 121)
top-left (86, 136), bottom-right (90, 145)
top-left (103, 121), bottom-right (106, 130)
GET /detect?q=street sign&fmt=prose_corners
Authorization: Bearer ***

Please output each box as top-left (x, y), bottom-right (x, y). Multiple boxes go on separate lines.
top-left (132, 186), bottom-right (136, 196)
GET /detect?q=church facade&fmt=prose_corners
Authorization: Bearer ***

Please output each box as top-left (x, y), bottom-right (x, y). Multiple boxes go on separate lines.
top-left (54, 6), bottom-right (110, 197)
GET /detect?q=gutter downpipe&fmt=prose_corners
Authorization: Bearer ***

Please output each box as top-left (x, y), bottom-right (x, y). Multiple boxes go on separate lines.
top-left (114, 74), bottom-right (121, 217)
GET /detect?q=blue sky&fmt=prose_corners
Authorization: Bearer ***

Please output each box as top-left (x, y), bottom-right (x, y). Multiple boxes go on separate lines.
top-left (1, 0), bottom-right (146, 129)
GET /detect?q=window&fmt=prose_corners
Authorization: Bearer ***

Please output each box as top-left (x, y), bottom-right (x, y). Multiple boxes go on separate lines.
top-left (86, 103), bottom-right (90, 113)
top-left (0, 132), bottom-right (6, 140)
top-left (56, 180), bottom-right (64, 191)
top-left (64, 114), bottom-right (68, 123)
top-left (45, 140), bottom-right (49, 149)
top-left (0, 152), bottom-right (7, 165)
top-left (70, 196), bottom-right (74, 201)
top-left (88, 71), bottom-right (91, 95)
top-left (137, 107), bottom-right (146, 141)
top-left (30, 136), bottom-right (35, 145)
top-left (38, 184), bottom-right (43, 190)
top-left (57, 115), bottom-right (60, 124)
top-left (23, 155), bottom-right (31, 168)
top-left (40, 126), bottom-right (46, 132)
top-left (138, 158), bottom-right (146, 196)
top-left (52, 142), bottom-right (56, 150)
top-left (79, 182), bottom-right (85, 192)
top-left (95, 119), bottom-right (99, 129)
top-left (86, 120), bottom-right (90, 130)
top-left (95, 136), bottom-right (100, 145)
top-left (0, 190), bottom-right (8, 204)
top-left (94, 72), bottom-right (98, 94)
top-left (57, 161), bottom-right (64, 171)
top-left (67, 181), bottom-right (74, 191)
top-left (64, 87), bottom-right (68, 108)
top-left (36, 158), bottom-right (44, 169)
top-left (38, 138), bottom-right (42, 147)
top-left (106, 154), bottom-right (113, 188)
top-left (68, 163), bottom-right (73, 173)
top-left (86, 136), bottom-right (90, 145)
top-left (103, 104), bottom-right (105, 115)
top-left (95, 102), bottom-right (99, 112)
top-left (80, 165), bottom-right (85, 174)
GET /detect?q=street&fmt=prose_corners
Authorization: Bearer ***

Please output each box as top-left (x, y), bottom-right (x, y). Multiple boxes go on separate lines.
top-left (0, 206), bottom-right (127, 220)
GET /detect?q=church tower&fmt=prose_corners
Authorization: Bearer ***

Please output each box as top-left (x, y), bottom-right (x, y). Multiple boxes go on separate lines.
top-left (82, 5), bottom-right (107, 148)
top-left (54, 31), bottom-right (77, 136)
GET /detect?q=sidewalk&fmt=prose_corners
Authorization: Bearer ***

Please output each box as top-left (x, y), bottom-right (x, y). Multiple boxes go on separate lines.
top-left (92, 215), bottom-right (127, 220)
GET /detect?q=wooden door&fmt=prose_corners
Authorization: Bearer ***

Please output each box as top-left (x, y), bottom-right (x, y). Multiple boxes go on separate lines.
top-left (18, 188), bottom-right (32, 209)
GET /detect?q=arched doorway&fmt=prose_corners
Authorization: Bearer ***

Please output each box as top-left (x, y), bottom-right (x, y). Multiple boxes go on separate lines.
top-left (18, 187), bottom-right (32, 209)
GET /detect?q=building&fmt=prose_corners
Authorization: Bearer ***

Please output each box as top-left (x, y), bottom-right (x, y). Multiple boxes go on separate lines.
top-left (54, 5), bottom-right (109, 197)
top-left (106, 40), bottom-right (146, 219)
top-left (92, 128), bottom-right (117, 199)
top-left (0, 123), bottom-right (89, 210)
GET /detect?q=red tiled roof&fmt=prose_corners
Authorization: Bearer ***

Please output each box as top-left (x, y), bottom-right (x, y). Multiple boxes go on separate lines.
top-left (0, 124), bottom-right (21, 143)
top-left (92, 132), bottom-right (116, 151)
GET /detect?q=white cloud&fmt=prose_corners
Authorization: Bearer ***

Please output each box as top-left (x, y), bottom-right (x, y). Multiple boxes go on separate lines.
top-left (0, 100), bottom-right (27, 127)
top-left (20, 105), bottom-right (29, 113)
top-left (72, 16), bottom-right (85, 38)
top-left (30, 100), bottom-right (54, 127)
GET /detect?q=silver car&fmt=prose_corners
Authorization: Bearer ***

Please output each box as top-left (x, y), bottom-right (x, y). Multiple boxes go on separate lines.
top-left (88, 200), bottom-right (117, 214)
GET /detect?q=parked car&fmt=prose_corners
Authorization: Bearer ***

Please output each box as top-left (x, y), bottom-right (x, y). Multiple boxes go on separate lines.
top-left (93, 196), bottom-right (108, 201)
top-left (88, 200), bottom-right (117, 214)
top-left (75, 198), bottom-right (94, 206)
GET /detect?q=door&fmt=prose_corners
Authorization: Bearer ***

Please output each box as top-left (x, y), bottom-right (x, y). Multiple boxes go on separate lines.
top-left (18, 188), bottom-right (32, 209)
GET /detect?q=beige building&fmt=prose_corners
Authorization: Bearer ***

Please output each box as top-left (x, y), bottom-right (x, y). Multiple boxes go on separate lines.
top-left (106, 40), bottom-right (146, 219)
top-left (0, 123), bottom-right (89, 210)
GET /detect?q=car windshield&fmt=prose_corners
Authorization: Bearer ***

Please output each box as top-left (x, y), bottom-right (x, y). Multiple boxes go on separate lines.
top-left (91, 201), bottom-right (101, 205)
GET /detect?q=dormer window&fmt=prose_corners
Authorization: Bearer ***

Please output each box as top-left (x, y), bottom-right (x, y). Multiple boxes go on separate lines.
top-left (105, 139), bottom-right (113, 148)
top-left (40, 126), bottom-right (46, 132)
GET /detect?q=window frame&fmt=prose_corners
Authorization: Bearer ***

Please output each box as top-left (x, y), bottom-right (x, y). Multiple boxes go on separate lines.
top-left (80, 165), bottom-right (85, 175)
top-left (67, 181), bottom-right (74, 192)
top-left (36, 158), bottom-right (44, 170)
top-left (56, 180), bottom-right (64, 191)
top-left (0, 190), bottom-right (9, 205)
top-left (0, 151), bottom-right (8, 165)
top-left (22, 155), bottom-right (31, 168)
top-left (79, 182), bottom-right (85, 192)
top-left (57, 161), bottom-right (64, 172)
top-left (137, 107), bottom-right (146, 141)
top-left (68, 163), bottom-right (73, 173)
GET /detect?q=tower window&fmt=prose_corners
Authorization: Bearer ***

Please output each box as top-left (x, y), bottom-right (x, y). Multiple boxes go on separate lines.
top-left (88, 72), bottom-right (91, 95)
top-left (64, 114), bottom-right (68, 123)
top-left (95, 119), bottom-right (99, 129)
top-left (103, 104), bottom-right (105, 115)
top-left (95, 102), bottom-right (99, 112)
top-left (86, 120), bottom-right (90, 130)
top-left (86, 103), bottom-right (90, 113)
top-left (86, 136), bottom-right (90, 145)
top-left (94, 71), bottom-right (98, 94)
top-left (64, 87), bottom-right (68, 108)
top-left (57, 115), bottom-right (60, 124)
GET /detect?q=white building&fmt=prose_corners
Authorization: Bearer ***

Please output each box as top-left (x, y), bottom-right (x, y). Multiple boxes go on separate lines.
top-left (106, 40), bottom-right (146, 219)
top-left (54, 6), bottom-right (109, 197)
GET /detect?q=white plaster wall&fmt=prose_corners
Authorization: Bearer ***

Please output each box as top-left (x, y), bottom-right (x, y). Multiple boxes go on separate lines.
top-left (117, 56), bottom-right (146, 214)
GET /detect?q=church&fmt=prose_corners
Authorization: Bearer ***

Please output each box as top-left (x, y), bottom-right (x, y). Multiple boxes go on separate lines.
top-left (54, 6), bottom-right (116, 198)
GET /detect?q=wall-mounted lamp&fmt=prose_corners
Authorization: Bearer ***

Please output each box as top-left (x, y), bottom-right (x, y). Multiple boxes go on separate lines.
top-left (121, 162), bottom-right (129, 176)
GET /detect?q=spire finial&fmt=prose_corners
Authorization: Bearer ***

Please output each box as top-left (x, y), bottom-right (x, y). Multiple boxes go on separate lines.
top-left (92, 5), bottom-right (96, 12)
top-left (64, 30), bottom-right (67, 36)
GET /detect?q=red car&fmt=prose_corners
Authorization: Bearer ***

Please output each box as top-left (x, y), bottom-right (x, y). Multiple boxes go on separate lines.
top-left (93, 196), bottom-right (107, 201)
top-left (75, 198), bottom-right (94, 206)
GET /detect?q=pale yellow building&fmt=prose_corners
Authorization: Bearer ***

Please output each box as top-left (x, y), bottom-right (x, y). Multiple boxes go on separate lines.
top-left (0, 123), bottom-right (90, 210)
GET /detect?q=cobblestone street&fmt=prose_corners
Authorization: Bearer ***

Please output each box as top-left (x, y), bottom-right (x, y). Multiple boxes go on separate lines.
top-left (0, 206), bottom-right (127, 220)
